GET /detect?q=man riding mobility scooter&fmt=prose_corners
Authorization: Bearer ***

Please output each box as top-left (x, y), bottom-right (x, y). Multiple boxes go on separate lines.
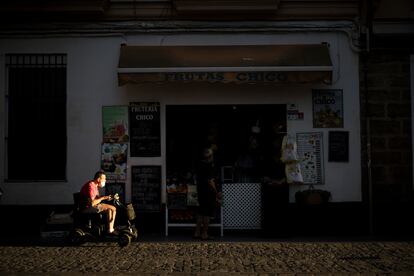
top-left (69, 193), bottom-right (138, 247)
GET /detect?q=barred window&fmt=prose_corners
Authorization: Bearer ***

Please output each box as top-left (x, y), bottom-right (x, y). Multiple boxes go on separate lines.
top-left (6, 54), bottom-right (67, 181)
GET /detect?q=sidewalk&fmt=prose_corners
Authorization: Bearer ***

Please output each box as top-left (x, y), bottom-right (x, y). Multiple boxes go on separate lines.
top-left (0, 233), bottom-right (413, 275)
top-left (0, 205), bottom-right (413, 274)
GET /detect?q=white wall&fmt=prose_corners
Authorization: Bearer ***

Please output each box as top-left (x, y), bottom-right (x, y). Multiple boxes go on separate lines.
top-left (0, 37), bottom-right (123, 204)
top-left (0, 31), bottom-right (361, 205)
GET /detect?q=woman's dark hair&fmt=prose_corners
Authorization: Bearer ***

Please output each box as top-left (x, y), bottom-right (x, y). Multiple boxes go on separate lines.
top-left (94, 170), bottom-right (106, 180)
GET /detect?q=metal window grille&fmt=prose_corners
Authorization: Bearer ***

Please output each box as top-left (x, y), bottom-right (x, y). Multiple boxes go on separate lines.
top-left (5, 54), bottom-right (67, 181)
top-left (6, 54), bottom-right (67, 68)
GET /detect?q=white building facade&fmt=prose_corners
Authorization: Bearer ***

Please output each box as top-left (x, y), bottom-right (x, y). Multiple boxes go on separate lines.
top-left (0, 23), bottom-right (361, 212)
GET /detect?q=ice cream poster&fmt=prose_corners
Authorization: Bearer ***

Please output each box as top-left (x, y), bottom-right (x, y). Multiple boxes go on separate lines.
top-left (312, 89), bottom-right (343, 128)
top-left (101, 143), bottom-right (128, 181)
top-left (102, 106), bottom-right (129, 143)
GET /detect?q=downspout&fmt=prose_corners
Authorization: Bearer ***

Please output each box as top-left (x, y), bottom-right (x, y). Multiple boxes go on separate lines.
top-left (363, 52), bottom-right (373, 235)
top-left (362, 0), bottom-right (374, 235)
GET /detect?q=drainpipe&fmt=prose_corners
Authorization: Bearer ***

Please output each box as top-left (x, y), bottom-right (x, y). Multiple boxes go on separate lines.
top-left (363, 55), bottom-right (373, 235)
top-left (362, 0), bottom-right (374, 235)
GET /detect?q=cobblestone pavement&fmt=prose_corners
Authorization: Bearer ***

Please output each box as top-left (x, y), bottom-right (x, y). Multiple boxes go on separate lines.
top-left (1, 240), bottom-right (414, 275)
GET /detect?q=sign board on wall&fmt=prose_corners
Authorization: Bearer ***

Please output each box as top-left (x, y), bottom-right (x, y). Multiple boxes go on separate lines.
top-left (131, 166), bottom-right (161, 211)
top-left (312, 89), bottom-right (343, 128)
top-left (129, 102), bottom-right (161, 157)
top-left (328, 131), bottom-right (349, 162)
top-left (101, 143), bottom-right (128, 181)
top-left (119, 71), bottom-right (332, 85)
top-left (296, 132), bottom-right (324, 185)
top-left (102, 106), bottom-right (129, 143)
top-left (287, 103), bottom-right (304, 120)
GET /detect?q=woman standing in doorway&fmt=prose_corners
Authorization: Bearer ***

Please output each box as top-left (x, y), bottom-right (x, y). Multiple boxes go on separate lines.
top-left (194, 147), bottom-right (218, 240)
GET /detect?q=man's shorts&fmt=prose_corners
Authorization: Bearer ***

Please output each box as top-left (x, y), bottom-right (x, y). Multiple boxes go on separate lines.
top-left (82, 203), bottom-right (104, 214)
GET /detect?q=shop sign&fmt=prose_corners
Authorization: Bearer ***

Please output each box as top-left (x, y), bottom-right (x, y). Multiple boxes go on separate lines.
top-left (312, 89), bottom-right (343, 128)
top-left (129, 102), bottom-right (161, 157)
top-left (118, 71), bottom-right (332, 85)
top-left (164, 72), bottom-right (289, 82)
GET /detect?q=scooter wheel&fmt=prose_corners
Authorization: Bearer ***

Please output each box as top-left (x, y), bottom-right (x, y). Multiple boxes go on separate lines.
top-left (118, 233), bottom-right (132, 247)
top-left (69, 228), bottom-right (85, 245)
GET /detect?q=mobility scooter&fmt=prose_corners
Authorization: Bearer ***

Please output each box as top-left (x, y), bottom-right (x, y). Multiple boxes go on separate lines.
top-left (68, 193), bottom-right (138, 247)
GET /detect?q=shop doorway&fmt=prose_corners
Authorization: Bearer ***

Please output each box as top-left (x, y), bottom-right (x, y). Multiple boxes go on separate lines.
top-left (166, 104), bottom-right (287, 184)
top-left (166, 104), bottom-right (287, 232)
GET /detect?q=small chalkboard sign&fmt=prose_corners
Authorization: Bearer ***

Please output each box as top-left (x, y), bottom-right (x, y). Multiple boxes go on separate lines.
top-left (129, 102), bottom-right (161, 157)
top-left (328, 131), bottom-right (349, 162)
top-left (131, 166), bottom-right (161, 211)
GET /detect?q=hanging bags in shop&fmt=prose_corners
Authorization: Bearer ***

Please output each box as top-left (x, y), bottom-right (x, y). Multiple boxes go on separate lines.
top-left (280, 135), bottom-right (299, 163)
top-left (281, 135), bottom-right (304, 184)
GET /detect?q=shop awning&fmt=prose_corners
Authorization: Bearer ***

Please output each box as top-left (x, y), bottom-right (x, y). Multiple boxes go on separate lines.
top-left (117, 44), bottom-right (333, 86)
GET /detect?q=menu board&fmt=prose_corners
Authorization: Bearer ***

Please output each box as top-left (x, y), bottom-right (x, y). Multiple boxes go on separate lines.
top-left (129, 102), bottom-right (161, 157)
top-left (328, 131), bottom-right (349, 162)
top-left (131, 166), bottom-right (161, 211)
top-left (297, 132), bottom-right (324, 185)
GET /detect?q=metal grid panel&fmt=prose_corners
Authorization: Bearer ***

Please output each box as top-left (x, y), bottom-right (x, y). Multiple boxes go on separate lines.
top-left (222, 183), bottom-right (261, 229)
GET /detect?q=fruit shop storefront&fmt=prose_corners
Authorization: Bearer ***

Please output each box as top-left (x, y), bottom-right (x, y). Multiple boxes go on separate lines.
top-left (115, 41), bottom-right (361, 236)
top-left (0, 31), bottom-right (362, 236)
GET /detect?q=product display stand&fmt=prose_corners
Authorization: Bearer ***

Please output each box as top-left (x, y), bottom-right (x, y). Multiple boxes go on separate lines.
top-left (165, 207), bottom-right (223, 237)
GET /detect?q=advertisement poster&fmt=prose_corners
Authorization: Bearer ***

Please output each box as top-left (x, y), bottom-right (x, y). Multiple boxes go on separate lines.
top-left (312, 89), bottom-right (343, 128)
top-left (129, 102), bottom-right (161, 157)
top-left (101, 143), bottom-right (128, 181)
top-left (296, 132), bottom-right (324, 185)
top-left (102, 106), bottom-right (129, 143)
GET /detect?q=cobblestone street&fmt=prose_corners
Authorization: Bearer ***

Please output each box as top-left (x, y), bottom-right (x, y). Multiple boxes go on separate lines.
top-left (1, 240), bottom-right (413, 275)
